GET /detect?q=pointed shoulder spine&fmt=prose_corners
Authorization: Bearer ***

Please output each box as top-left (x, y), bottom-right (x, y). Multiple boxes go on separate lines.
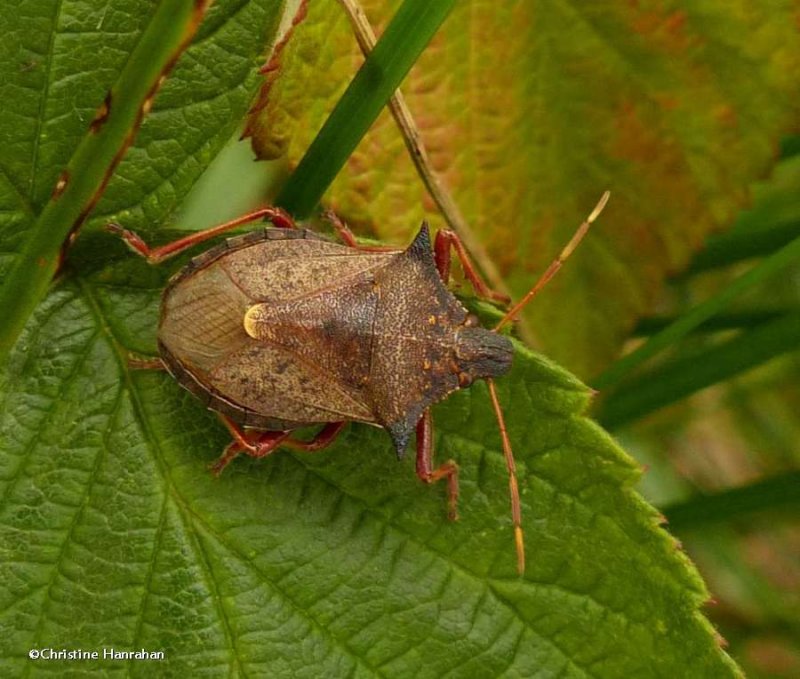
top-left (405, 222), bottom-right (434, 263)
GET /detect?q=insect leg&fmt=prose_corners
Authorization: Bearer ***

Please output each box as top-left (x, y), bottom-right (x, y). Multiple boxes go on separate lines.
top-left (433, 229), bottom-right (510, 304)
top-left (211, 441), bottom-right (245, 476)
top-left (283, 422), bottom-right (347, 452)
top-left (107, 206), bottom-right (297, 264)
top-left (415, 410), bottom-right (459, 521)
top-left (212, 421), bottom-right (346, 476)
top-left (212, 416), bottom-right (292, 475)
top-left (320, 210), bottom-right (399, 252)
top-left (128, 355), bottom-right (166, 370)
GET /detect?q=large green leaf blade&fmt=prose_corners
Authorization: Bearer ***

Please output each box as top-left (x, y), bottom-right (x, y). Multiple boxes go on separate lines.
top-left (0, 0), bottom-right (750, 673)
top-left (0, 0), bottom-right (158, 218)
top-left (0, 254), bottom-right (740, 675)
top-left (0, 0), bottom-right (206, 360)
top-left (0, 0), bottom-right (289, 361)
top-left (600, 149), bottom-right (800, 677)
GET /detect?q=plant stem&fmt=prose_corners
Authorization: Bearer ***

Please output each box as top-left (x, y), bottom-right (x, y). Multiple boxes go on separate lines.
top-left (0, 0), bottom-right (212, 364)
top-left (275, 0), bottom-right (457, 218)
top-left (336, 0), bottom-right (511, 304)
top-left (664, 471), bottom-right (800, 529)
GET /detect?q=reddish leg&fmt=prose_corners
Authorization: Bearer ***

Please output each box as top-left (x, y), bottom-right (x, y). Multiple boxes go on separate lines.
top-left (321, 209), bottom-right (399, 252)
top-left (283, 422), bottom-right (347, 451)
top-left (434, 229), bottom-right (510, 304)
top-left (107, 206), bottom-right (297, 264)
top-left (211, 428), bottom-right (290, 476)
top-left (128, 355), bottom-right (166, 370)
top-left (213, 418), bottom-right (346, 476)
top-left (415, 410), bottom-right (459, 521)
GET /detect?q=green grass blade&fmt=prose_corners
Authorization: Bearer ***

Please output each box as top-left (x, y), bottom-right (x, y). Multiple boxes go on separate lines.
top-left (593, 234), bottom-right (800, 390)
top-left (780, 134), bottom-right (800, 158)
top-left (275, 0), bottom-right (457, 218)
top-left (597, 312), bottom-right (800, 429)
top-left (0, 0), bottom-right (208, 364)
top-left (664, 471), bottom-right (800, 529)
top-left (632, 310), bottom-right (789, 336)
top-left (686, 219), bottom-right (800, 274)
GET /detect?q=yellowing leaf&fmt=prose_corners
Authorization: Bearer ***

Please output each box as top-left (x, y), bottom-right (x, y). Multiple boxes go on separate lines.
top-left (247, 0), bottom-right (800, 377)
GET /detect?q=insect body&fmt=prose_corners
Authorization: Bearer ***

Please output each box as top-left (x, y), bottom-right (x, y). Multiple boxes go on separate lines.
top-left (111, 194), bottom-right (608, 574)
top-left (159, 225), bottom-right (511, 456)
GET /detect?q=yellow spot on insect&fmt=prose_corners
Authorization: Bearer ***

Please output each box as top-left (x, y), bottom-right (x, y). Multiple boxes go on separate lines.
top-left (243, 306), bottom-right (260, 338)
top-left (422, 359), bottom-right (431, 370)
top-left (428, 315), bottom-right (437, 325)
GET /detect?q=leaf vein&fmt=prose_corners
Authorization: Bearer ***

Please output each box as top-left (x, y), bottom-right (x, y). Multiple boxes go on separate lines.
top-left (127, 466), bottom-right (170, 674)
top-left (184, 505), bottom-right (386, 678)
top-left (0, 322), bottom-right (100, 512)
top-left (78, 277), bottom-right (249, 678)
top-left (21, 385), bottom-right (122, 679)
top-left (28, 0), bottom-right (65, 204)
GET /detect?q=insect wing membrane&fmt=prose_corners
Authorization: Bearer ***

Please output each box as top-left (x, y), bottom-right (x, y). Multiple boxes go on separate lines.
top-left (159, 233), bottom-right (395, 427)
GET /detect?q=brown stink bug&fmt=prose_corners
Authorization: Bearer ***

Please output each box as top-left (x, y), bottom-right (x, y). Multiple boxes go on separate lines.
top-left (109, 192), bottom-right (609, 574)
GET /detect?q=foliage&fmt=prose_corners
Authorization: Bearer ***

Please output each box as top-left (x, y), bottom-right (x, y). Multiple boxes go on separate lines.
top-left (0, 261), bottom-right (737, 674)
top-left (246, 0), bottom-right (800, 377)
top-left (3, 0), bottom-right (799, 676)
top-left (611, 146), bottom-right (800, 678)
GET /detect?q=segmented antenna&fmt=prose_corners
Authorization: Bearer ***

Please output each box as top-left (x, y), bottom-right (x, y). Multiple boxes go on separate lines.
top-left (487, 378), bottom-right (525, 575)
top-left (494, 191), bottom-right (610, 332)
top-left (488, 191), bottom-right (610, 573)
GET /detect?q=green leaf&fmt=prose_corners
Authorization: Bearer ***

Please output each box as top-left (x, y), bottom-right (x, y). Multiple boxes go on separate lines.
top-left (685, 152), bottom-right (800, 274)
top-left (632, 310), bottom-right (788, 336)
top-left (593, 156), bottom-right (800, 425)
top-left (604, 144), bottom-right (800, 678)
top-left (686, 218), bottom-right (800, 274)
top-left (597, 312), bottom-right (800, 429)
top-left (247, 0), bottom-right (800, 377)
top-left (0, 1), bottom-right (744, 674)
top-left (0, 248), bottom-right (739, 675)
top-left (0, 0), bottom-right (287, 362)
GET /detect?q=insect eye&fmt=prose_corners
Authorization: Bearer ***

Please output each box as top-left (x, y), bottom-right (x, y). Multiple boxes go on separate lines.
top-left (458, 372), bottom-right (473, 387)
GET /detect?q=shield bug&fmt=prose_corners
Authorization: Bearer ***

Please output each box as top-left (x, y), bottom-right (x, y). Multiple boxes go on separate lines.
top-left (109, 192), bottom-right (609, 574)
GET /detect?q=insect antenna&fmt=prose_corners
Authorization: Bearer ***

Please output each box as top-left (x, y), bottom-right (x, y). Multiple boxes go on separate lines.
top-left (493, 191), bottom-right (610, 332)
top-left (486, 191), bottom-right (609, 573)
top-left (487, 378), bottom-right (525, 575)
